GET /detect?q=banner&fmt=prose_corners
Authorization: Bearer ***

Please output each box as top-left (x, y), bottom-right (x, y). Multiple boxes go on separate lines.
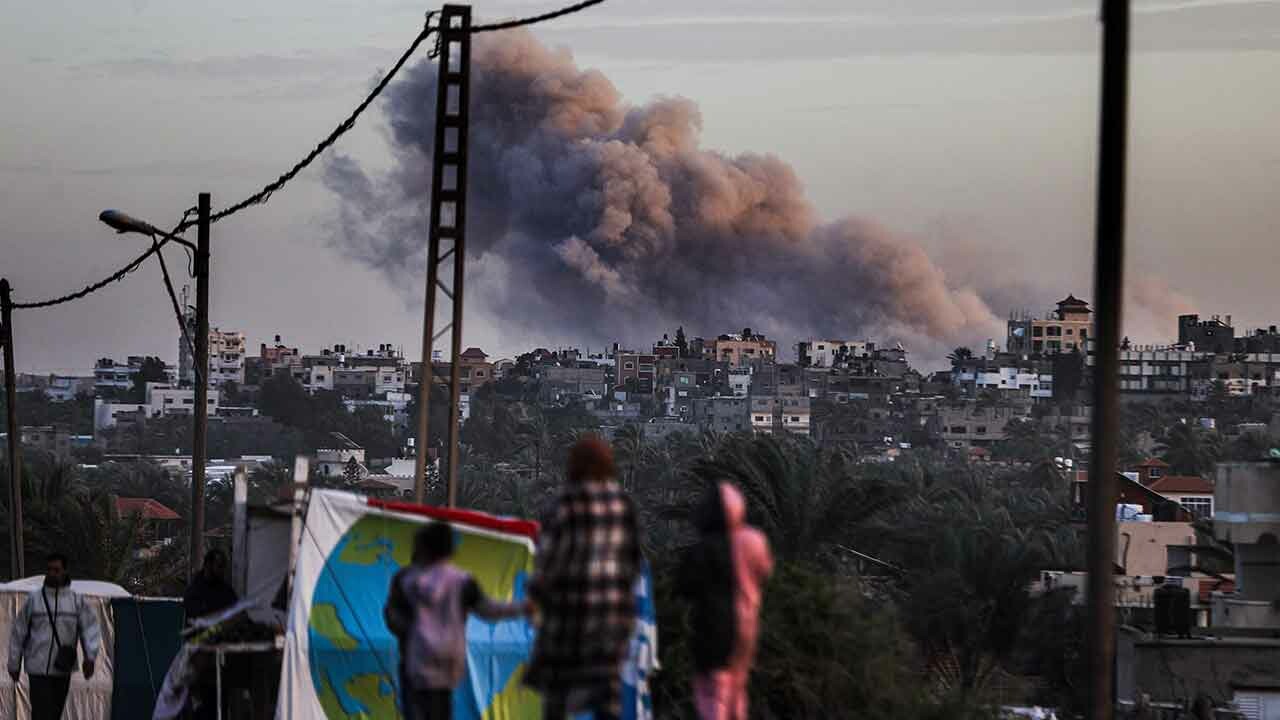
top-left (277, 490), bottom-right (656, 720)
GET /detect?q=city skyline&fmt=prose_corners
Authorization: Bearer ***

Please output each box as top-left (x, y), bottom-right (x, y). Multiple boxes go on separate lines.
top-left (3, 0), bottom-right (1279, 373)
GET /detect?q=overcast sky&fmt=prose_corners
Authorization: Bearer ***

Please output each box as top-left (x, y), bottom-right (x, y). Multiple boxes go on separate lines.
top-left (2, 0), bottom-right (1279, 372)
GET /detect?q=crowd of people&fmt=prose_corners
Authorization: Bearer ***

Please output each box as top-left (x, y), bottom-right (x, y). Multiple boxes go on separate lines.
top-left (385, 435), bottom-right (773, 720)
top-left (6, 433), bottom-right (773, 720)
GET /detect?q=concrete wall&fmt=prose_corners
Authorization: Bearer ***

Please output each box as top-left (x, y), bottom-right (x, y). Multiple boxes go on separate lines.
top-left (1124, 636), bottom-right (1280, 705)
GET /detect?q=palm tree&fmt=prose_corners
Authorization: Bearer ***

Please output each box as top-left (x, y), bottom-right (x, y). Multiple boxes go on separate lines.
top-left (689, 434), bottom-right (908, 563)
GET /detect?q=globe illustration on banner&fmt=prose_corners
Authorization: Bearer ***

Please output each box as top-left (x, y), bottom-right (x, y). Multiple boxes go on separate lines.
top-left (306, 514), bottom-right (539, 720)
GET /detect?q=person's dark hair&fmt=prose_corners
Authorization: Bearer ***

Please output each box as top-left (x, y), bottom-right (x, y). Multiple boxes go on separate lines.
top-left (45, 552), bottom-right (68, 568)
top-left (680, 482), bottom-right (737, 672)
top-left (414, 522), bottom-right (455, 563)
top-left (567, 435), bottom-right (615, 484)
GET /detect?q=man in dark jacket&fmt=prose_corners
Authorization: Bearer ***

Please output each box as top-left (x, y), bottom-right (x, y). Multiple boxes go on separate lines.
top-left (183, 548), bottom-right (238, 622)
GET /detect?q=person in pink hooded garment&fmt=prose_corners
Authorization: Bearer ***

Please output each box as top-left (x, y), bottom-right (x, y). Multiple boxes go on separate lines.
top-left (679, 481), bottom-right (774, 720)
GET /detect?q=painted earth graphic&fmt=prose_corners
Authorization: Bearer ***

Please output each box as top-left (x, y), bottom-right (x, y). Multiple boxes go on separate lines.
top-left (307, 514), bottom-right (540, 719)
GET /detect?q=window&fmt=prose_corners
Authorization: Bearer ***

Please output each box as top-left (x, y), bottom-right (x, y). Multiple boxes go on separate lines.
top-left (1179, 497), bottom-right (1212, 518)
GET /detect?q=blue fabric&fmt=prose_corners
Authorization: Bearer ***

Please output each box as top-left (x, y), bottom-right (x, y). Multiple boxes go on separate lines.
top-left (110, 598), bottom-right (185, 720)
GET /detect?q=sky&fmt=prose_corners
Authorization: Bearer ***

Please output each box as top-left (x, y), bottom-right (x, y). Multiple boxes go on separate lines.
top-left (2, 0), bottom-right (1279, 373)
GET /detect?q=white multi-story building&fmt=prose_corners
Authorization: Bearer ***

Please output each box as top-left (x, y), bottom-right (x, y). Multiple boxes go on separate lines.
top-left (179, 312), bottom-right (246, 388)
top-left (93, 382), bottom-right (221, 431)
top-left (797, 339), bottom-right (873, 368)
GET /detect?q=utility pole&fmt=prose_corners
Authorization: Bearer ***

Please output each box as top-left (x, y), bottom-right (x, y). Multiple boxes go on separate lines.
top-left (190, 193), bottom-right (211, 578)
top-left (1, 279), bottom-right (24, 580)
top-left (1087, 2), bottom-right (1130, 719)
top-left (414, 4), bottom-right (472, 507)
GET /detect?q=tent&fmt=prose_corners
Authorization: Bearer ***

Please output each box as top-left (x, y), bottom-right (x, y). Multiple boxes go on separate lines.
top-left (278, 489), bottom-right (657, 720)
top-left (0, 577), bottom-right (184, 720)
top-left (0, 578), bottom-right (125, 720)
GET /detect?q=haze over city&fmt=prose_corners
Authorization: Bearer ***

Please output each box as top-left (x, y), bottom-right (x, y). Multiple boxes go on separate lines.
top-left (3, 0), bottom-right (1279, 370)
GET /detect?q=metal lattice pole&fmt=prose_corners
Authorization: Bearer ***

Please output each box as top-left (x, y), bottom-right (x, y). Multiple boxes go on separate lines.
top-left (415, 4), bottom-right (472, 506)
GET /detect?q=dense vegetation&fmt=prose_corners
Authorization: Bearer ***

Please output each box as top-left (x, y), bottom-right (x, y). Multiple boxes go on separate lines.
top-left (3, 381), bottom-right (1272, 716)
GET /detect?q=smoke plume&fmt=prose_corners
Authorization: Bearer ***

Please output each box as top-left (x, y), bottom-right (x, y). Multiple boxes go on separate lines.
top-left (325, 30), bottom-right (1003, 357)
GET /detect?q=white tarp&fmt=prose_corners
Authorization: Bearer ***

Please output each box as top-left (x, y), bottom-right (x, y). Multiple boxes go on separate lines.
top-left (0, 577), bottom-right (124, 720)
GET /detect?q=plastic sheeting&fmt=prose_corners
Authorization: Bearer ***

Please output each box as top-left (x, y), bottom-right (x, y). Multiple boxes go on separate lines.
top-left (110, 597), bottom-right (184, 720)
top-left (0, 578), bottom-right (121, 720)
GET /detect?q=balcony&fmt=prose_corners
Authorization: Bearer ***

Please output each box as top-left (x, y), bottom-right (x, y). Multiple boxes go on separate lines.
top-left (1211, 594), bottom-right (1280, 629)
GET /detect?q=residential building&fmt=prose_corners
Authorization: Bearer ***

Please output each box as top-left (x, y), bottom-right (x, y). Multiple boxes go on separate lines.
top-left (1, 426), bottom-right (73, 461)
top-left (114, 497), bottom-right (181, 553)
top-left (314, 433), bottom-right (367, 479)
top-left (1213, 462), bottom-right (1280, 629)
top-left (180, 320), bottom-right (247, 389)
top-left (796, 339), bottom-right (873, 369)
top-left (1007, 295), bottom-right (1093, 356)
top-left (707, 329), bottom-right (777, 368)
top-left (542, 366), bottom-right (608, 403)
top-left (748, 395), bottom-right (811, 436)
top-left (616, 352), bottom-right (657, 394)
top-left (1116, 344), bottom-right (1206, 395)
top-left (936, 403), bottom-right (1026, 449)
top-left (950, 351), bottom-right (1054, 399)
top-left (693, 396), bottom-right (750, 434)
top-left (260, 335), bottom-right (300, 368)
top-left (93, 382), bottom-right (221, 431)
top-left (1178, 313), bottom-right (1235, 354)
top-left (1129, 458), bottom-right (1215, 519)
top-left (458, 347), bottom-right (494, 395)
top-left (94, 357), bottom-right (175, 395)
top-left (18, 374), bottom-right (95, 401)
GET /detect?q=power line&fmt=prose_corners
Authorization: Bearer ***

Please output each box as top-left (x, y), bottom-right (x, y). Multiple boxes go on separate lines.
top-left (179, 13), bottom-right (442, 233)
top-left (13, 234), bottom-right (182, 310)
top-left (471, 0), bottom-right (608, 32)
top-left (12, 0), bottom-right (610, 310)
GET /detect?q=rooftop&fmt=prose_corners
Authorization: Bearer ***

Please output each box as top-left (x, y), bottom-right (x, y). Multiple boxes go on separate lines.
top-left (114, 497), bottom-right (180, 521)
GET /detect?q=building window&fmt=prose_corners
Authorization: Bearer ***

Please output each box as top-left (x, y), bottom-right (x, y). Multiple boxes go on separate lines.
top-left (1179, 497), bottom-right (1212, 518)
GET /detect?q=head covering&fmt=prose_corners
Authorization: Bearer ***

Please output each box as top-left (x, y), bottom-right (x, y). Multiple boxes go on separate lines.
top-left (566, 434), bottom-right (616, 484)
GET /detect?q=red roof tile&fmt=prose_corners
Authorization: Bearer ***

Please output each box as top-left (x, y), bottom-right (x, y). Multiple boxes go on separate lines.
top-left (115, 497), bottom-right (181, 521)
top-left (1148, 475), bottom-right (1214, 495)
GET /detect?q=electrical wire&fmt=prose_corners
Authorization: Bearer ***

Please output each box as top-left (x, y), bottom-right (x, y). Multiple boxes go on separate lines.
top-left (11, 0), bottom-right (609, 311)
top-left (176, 13), bottom-right (441, 233)
top-left (471, 0), bottom-right (608, 32)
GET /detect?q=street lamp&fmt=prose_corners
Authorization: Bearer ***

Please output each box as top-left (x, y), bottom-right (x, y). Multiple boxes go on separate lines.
top-left (98, 194), bottom-right (211, 580)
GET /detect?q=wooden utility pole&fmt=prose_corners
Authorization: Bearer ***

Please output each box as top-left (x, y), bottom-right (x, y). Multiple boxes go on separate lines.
top-left (1087, 2), bottom-right (1131, 718)
top-left (1, 279), bottom-right (24, 580)
top-left (414, 4), bottom-right (472, 507)
top-left (190, 193), bottom-right (211, 578)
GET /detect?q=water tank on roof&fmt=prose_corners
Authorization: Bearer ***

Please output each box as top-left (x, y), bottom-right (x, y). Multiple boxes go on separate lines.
top-left (1153, 582), bottom-right (1192, 638)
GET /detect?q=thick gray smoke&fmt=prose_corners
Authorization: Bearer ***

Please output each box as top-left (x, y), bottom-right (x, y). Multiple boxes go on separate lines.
top-left (325, 30), bottom-right (1003, 356)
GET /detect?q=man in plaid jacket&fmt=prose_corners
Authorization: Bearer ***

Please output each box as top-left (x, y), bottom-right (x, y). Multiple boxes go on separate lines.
top-left (525, 435), bottom-right (642, 720)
